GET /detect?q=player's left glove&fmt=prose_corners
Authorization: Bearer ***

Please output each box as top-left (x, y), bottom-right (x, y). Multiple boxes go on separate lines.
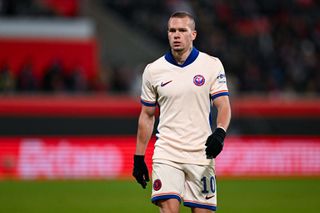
top-left (132, 155), bottom-right (150, 189)
top-left (205, 128), bottom-right (226, 159)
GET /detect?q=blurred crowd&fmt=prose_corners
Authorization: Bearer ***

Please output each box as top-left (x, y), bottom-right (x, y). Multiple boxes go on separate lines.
top-left (0, 0), bottom-right (319, 96)
top-left (0, 0), bottom-right (97, 93)
top-left (0, 60), bottom-right (97, 93)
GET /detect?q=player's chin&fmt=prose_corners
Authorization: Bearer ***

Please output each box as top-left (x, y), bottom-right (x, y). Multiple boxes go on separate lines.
top-left (171, 46), bottom-right (184, 52)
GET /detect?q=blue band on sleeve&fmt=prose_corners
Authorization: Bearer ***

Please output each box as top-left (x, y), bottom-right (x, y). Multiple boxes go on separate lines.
top-left (141, 99), bottom-right (157, 107)
top-left (211, 92), bottom-right (229, 100)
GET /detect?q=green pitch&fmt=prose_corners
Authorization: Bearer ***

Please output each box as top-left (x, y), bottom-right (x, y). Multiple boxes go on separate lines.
top-left (0, 178), bottom-right (319, 213)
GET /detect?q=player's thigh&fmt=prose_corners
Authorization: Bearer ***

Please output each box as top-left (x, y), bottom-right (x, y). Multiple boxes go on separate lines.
top-left (191, 207), bottom-right (215, 213)
top-left (151, 161), bottom-right (185, 204)
top-left (157, 198), bottom-right (180, 213)
top-left (183, 164), bottom-right (217, 212)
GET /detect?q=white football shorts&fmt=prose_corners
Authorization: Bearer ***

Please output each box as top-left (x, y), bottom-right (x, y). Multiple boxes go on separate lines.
top-left (151, 159), bottom-right (217, 211)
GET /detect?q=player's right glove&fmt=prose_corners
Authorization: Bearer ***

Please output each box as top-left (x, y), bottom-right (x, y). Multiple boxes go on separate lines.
top-left (205, 128), bottom-right (226, 159)
top-left (132, 155), bottom-right (150, 189)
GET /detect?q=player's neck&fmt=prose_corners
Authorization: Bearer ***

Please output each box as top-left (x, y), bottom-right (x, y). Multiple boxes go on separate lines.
top-left (172, 46), bottom-right (193, 65)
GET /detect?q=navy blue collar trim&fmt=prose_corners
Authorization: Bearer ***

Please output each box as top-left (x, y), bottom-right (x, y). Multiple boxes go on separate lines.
top-left (164, 47), bottom-right (199, 67)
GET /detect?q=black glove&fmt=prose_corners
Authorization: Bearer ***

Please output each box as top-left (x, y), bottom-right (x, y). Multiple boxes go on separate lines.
top-left (205, 128), bottom-right (226, 159)
top-left (132, 155), bottom-right (150, 189)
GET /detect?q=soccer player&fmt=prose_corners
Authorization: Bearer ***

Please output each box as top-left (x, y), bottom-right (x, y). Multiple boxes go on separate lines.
top-left (133, 11), bottom-right (231, 213)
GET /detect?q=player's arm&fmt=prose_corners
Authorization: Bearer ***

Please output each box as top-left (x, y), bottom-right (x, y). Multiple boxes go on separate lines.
top-left (213, 95), bottom-right (231, 131)
top-left (135, 104), bottom-right (156, 155)
top-left (133, 104), bottom-right (156, 188)
top-left (206, 95), bottom-right (231, 158)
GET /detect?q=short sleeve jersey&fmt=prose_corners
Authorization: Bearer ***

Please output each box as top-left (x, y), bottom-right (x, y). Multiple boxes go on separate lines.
top-left (141, 48), bottom-right (229, 165)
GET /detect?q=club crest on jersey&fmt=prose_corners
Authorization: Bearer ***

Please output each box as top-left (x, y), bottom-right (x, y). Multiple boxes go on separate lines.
top-left (153, 179), bottom-right (162, 191)
top-left (193, 75), bottom-right (205, 86)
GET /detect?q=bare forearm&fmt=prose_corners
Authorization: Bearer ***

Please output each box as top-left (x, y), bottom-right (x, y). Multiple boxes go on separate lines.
top-left (216, 105), bottom-right (231, 131)
top-left (135, 113), bottom-right (155, 155)
top-left (215, 96), bottom-right (231, 131)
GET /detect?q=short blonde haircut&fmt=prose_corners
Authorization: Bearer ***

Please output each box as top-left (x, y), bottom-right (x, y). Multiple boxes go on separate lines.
top-left (168, 11), bottom-right (196, 30)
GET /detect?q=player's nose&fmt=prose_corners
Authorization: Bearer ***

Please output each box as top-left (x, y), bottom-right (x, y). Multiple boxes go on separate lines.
top-left (174, 33), bottom-right (180, 39)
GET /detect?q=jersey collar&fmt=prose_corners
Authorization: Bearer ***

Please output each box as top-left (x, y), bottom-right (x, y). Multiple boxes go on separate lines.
top-left (164, 47), bottom-right (199, 68)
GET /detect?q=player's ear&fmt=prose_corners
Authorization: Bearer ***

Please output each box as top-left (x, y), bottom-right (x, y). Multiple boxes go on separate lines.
top-left (191, 30), bottom-right (197, 41)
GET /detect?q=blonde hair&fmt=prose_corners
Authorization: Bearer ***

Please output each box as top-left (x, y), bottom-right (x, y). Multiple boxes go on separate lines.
top-left (169, 11), bottom-right (196, 30)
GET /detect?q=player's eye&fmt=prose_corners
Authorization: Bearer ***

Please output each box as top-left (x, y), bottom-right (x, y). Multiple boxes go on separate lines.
top-left (168, 29), bottom-right (176, 32)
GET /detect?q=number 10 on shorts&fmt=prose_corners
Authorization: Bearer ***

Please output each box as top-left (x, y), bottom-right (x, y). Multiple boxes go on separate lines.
top-left (201, 176), bottom-right (216, 194)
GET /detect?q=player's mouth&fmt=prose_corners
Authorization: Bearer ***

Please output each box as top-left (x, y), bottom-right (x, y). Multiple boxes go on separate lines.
top-left (173, 41), bottom-right (181, 46)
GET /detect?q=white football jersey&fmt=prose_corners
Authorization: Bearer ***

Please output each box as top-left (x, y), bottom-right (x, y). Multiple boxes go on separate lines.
top-left (141, 48), bottom-right (229, 165)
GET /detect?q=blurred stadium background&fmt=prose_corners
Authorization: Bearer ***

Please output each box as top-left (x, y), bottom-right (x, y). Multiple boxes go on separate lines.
top-left (0, 0), bottom-right (319, 212)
